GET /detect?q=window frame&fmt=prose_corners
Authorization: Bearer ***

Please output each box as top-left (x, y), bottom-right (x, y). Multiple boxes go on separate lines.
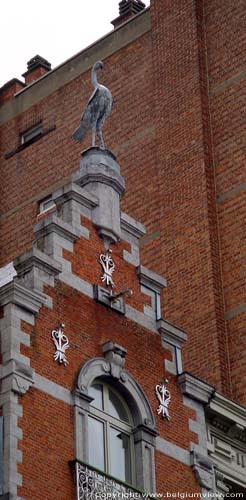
top-left (39, 195), bottom-right (56, 214)
top-left (88, 381), bottom-right (136, 484)
top-left (74, 352), bottom-right (157, 493)
top-left (20, 122), bottom-right (43, 145)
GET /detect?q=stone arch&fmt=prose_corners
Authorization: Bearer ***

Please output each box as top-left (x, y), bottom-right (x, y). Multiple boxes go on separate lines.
top-left (74, 342), bottom-right (157, 492)
top-left (76, 356), bottom-right (156, 429)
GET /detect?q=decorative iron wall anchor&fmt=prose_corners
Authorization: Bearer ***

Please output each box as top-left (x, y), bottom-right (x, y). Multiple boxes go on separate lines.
top-left (155, 380), bottom-right (171, 420)
top-left (99, 249), bottom-right (115, 288)
top-left (51, 323), bottom-right (69, 366)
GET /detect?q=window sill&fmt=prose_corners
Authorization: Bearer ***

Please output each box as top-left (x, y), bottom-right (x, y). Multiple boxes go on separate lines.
top-left (4, 125), bottom-right (56, 160)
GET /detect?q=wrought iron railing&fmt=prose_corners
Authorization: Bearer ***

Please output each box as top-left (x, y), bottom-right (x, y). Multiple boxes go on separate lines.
top-left (73, 460), bottom-right (150, 500)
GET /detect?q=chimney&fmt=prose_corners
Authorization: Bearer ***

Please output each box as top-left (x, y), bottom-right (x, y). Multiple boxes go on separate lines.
top-left (111, 0), bottom-right (146, 29)
top-left (22, 55), bottom-right (51, 85)
top-left (0, 78), bottom-right (26, 106)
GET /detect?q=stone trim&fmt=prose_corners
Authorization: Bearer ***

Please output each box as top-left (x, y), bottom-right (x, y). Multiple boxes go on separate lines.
top-left (216, 183), bottom-right (246, 204)
top-left (72, 148), bottom-right (125, 244)
top-left (76, 357), bottom-right (155, 429)
top-left (121, 212), bottom-right (146, 267)
top-left (93, 285), bottom-right (126, 315)
top-left (137, 266), bottom-right (166, 322)
top-left (158, 319), bottom-right (187, 350)
top-left (208, 392), bottom-right (246, 428)
top-left (209, 68), bottom-right (246, 97)
top-left (0, 288), bottom-right (44, 497)
top-left (13, 248), bottom-right (61, 310)
top-left (156, 437), bottom-right (190, 466)
top-left (224, 303), bottom-right (246, 320)
top-left (182, 395), bottom-right (215, 494)
top-left (34, 373), bottom-right (73, 406)
top-left (75, 348), bottom-right (157, 492)
top-left (52, 182), bottom-right (98, 211)
top-left (52, 182), bottom-right (97, 240)
top-left (61, 269), bottom-right (160, 332)
top-left (191, 451), bottom-right (214, 491)
top-left (178, 372), bottom-right (214, 405)
top-left (60, 270), bottom-right (94, 299)
top-left (125, 303), bottom-right (158, 333)
top-left (0, 394), bottom-right (24, 495)
top-left (1, 360), bottom-right (34, 396)
top-left (159, 319), bottom-right (188, 375)
top-left (183, 396), bottom-right (209, 454)
top-left (73, 156), bottom-right (125, 197)
top-left (137, 265), bottom-right (167, 293)
top-left (206, 391), bottom-right (246, 489)
top-left (215, 472), bottom-right (230, 496)
top-left (163, 343), bottom-right (177, 376)
top-left (0, 263), bottom-right (17, 289)
top-left (121, 212), bottom-right (146, 240)
top-left (34, 213), bottom-right (81, 244)
top-left (140, 285), bottom-right (160, 320)
top-left (178, 375), bottom-right (217, 492)
top-left (55, 247), bottom-right (160, 333)
top-left (0, 281), bottom-right (46, 314)
top-left (102, 341), bottom-right (127, 379)
top-left (14, 247), bottom-right (61, 278)
top-left (4, 368), bottom-right (221, 491)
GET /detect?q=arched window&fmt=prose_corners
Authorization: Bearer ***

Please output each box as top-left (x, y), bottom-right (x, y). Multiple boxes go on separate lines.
top-left (74, 342), bottom-right (157, 493)
top-left (88, 381), bottom-right (134, 483)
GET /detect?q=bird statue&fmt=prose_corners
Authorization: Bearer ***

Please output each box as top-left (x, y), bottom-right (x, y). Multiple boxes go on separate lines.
top-left (72, 60), bottom-right (112, 149)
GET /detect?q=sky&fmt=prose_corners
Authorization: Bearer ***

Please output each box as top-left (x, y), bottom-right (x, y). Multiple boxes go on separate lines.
top-left (0, 0), bottom-right (150, 87)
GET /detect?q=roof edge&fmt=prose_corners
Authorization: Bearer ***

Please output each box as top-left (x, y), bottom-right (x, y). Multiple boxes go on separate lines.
top-left (0, 7), bottom-right (150, 126)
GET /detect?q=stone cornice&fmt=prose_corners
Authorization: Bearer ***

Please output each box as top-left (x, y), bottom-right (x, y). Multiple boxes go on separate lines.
top-left (137, 265), bottom-right (167, 293)
top-left (52, 182), bottom-right (98, 210)
top-left (0, 280), bottom-right (46, 313)
top-left (178, 372), bottom-right (214, 404)
top-left (73, 163), bottom-right (125, 197)
top-left (0, 359), bottom-right (34, 396)
top-left (14, 247), bottom-right (62, 278)
top-left (158, 319), bottom-right (187, 349)
top-left (208, 392), bottom-right (246, 429)
top-left (34, 214), bottom-right (81, 243)
top-left (121, 212), bottom-right (146, 240)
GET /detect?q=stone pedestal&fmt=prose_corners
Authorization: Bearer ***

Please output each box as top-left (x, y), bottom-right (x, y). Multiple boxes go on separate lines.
top-left (72, 147), bottom-right (125, 245)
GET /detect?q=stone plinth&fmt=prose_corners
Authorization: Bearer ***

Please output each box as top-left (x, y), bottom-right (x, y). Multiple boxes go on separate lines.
top-left (72, 147), bottom-right (125, 245)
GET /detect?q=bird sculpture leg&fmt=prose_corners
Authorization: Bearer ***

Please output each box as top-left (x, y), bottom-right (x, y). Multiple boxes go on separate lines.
top-left (97, 128), bottom-right (105, 149)
top-left (92, 126), bottom-right (96, 147)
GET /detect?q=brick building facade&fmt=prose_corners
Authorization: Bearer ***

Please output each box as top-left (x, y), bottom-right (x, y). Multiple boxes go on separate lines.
top-left (0, 0), bottom-right (245, 498)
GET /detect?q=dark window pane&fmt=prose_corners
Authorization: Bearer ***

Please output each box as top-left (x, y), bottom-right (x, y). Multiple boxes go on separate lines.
top-left (89, 384), bottom-right (103, 410)
top-left (88, 416), bottom-right (105, 472)
top-left (108, 389), bottom-right (129, 422)
top-left (21, 124), bottom-right (42, 144)
top-left (109, 427), bottom-right (131, 483)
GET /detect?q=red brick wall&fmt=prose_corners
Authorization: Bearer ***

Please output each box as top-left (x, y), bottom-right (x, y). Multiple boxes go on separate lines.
top-left (19, 393), bottom-right (200, 499)
top-left (0, 0), bottom-right (245, 408)
top-left (150, 0), bottom-right (231, 395)
top-left (203, 0), bottom-right (246, 404)
top-left (18, 221), bottom-right (200, 498)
